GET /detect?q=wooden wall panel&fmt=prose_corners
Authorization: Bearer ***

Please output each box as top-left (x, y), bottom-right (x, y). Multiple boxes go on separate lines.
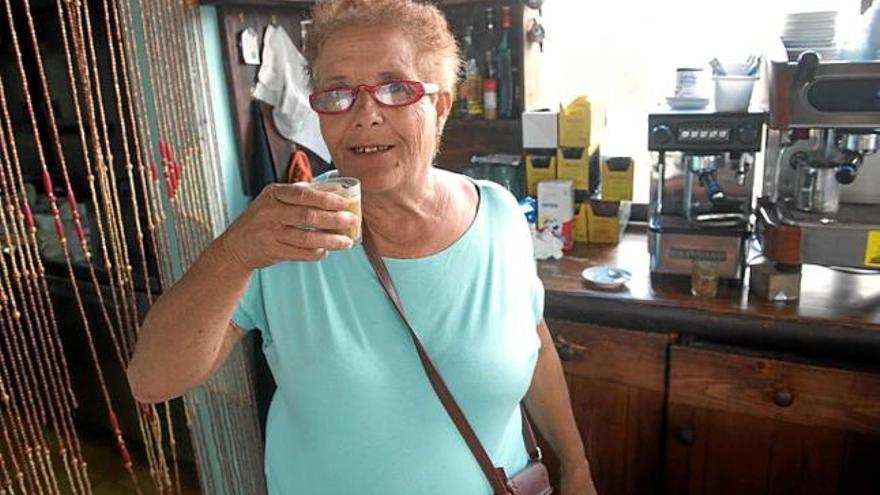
top-left (216, 6), bottom-right (310, 194)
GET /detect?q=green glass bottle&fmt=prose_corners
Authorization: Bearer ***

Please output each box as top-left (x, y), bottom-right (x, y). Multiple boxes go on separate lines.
top-left (496, 5), bottom-right (515, 119)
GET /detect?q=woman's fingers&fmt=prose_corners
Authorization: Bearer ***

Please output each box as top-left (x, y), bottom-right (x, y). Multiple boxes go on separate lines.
top-left (269, 241), bottom-right (327, 261)
top-left (268, 183), bottom-right (349, 210)
top-left (279, 207), bottom-right (358, 231)
top-left (227, 183), bottom-right (358, 267)
top-left (276, 226), bottom-right (353, 251)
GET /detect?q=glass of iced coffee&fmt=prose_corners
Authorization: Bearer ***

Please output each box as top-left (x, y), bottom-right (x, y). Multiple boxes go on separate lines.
top-left (312, 173), bottom-right (362, 244)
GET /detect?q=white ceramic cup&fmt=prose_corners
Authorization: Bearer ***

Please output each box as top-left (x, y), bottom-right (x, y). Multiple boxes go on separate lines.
top-left (675, 68), bottom-right (704, 97)
top-left (713, 75), bottom-right (757, 112)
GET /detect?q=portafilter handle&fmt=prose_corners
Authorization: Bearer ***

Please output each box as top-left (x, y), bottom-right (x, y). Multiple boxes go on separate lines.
top-left (699, 171), bottom-right (726, 202)
top-left (835, 151), bottom-right (863, 185)
top-left (834, 132), bottom-right (879, 184)
top-left (793, 51), bottom-right (820, 88)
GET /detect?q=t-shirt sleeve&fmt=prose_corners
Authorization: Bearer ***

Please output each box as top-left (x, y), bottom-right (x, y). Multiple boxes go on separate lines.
top-left (530, 269), bottom-right (545, 325)
top-left (231, 269), bottom-right (269, 335)
top-left (491, 180), bottom-right (546, 326)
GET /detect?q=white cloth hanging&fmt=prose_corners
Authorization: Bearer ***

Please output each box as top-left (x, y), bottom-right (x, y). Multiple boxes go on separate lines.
top-left (253, 24), bottom-right (331, 163)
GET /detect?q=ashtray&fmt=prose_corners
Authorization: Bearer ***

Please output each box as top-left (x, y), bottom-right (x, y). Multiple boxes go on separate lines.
top-left (581, 266), bottom-right (632, 289)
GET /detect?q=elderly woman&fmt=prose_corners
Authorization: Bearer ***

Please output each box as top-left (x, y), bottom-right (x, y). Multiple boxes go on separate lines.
top-left (128, 1), bottom-right (595, 493)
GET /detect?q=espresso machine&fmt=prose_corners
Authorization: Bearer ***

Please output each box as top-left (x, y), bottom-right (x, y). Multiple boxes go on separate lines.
top-left (757, 54), bottom-right (880, 283)
top-left (648, 111), bottom-right (766, 281)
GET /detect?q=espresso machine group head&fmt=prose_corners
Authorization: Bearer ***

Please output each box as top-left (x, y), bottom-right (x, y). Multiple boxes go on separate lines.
top-left (758, 53), bottom-right (880, 276)
top-left (648, 111), bottom-right (766, 281)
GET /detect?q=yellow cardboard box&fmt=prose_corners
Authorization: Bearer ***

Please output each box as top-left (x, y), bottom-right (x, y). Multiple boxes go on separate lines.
top-left (587, 199), bottom-right (631, 244)
top-left (573, 202), bottom-right (588, 243)
top-left (556, 147), bottom-right (589, 192)
top-left (601, 157), bottom-right (634, 201)
top-left (557, 146), bottom-right (601, 193)
top-left (558, 96), bottom-right (605, 149)
top-left (525, 149), bottom-right (557, 197)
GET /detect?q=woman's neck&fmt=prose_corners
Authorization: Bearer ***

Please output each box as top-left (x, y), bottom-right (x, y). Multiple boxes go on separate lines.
top-left (362, 169), bottom-right (474, 258)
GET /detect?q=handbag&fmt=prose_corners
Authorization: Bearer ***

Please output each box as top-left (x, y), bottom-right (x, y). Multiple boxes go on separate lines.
top-left (362, 227), bottom-right (553, 495)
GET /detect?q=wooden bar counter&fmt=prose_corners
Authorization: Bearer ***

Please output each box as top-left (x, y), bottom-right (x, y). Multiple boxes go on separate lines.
top-left (535, 224), bottom-right (880, 495)
top-left (539, 224), bottom-right (880, 361)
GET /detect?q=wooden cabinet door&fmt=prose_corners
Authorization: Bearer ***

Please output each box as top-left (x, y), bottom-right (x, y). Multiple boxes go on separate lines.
top-left (544, 320), bottom-right (671, 495)
top-left (664, 344), bottom-right (880, 495)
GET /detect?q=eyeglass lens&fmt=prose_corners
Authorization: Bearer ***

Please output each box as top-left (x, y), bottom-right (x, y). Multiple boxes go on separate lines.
top-left (312, 81), bottom-right (423, 112)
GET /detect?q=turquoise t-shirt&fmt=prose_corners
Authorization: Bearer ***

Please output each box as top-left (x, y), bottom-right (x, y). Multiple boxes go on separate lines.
top-left (232, 180), bottom-right (545, 495)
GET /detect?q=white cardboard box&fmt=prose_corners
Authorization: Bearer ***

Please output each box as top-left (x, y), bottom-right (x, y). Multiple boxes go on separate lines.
top-left (522, 110), bottom-right (559, 149)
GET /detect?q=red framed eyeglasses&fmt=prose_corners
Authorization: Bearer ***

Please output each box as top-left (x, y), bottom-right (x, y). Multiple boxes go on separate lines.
top-left (309, 80), bottom-right (439, 114)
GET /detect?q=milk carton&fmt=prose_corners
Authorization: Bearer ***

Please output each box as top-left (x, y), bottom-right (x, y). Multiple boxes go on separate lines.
top-left (537, 180), bottom-right (575, 250)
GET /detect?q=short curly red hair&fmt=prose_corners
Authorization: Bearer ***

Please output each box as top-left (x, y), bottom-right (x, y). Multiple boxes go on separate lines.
top-left (304, 0), bottom-right (459, 96)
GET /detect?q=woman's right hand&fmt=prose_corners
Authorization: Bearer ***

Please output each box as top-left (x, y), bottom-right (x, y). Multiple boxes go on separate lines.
top-left (217, 182), bottom-right (358, 271)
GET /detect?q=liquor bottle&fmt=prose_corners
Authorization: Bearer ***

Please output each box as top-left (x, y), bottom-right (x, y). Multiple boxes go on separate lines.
top-left (464, 23), bottom-right (483, 119)
top-left (483, 50), bottom-right (498, 120)
top-left (457, 24), bottom-right (475, 119)
top-left (481, 7), bottom-right (499, 58)
top-left (475, 7), bottom-right (499, 120)
top-left (496, 5), bottom-right (515, 119)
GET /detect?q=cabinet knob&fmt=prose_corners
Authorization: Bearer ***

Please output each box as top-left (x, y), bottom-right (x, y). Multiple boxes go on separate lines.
top-left (676, 425), bottom-right (695, 446)
top-left (558, 343), bottom-right (575, 361)
top-left (773, 388), bottom-right (794, 408)
top-left (552, 335), bottom-right (587, 361)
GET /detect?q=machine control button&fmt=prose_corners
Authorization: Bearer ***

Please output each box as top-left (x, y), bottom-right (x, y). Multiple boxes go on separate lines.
top-left (698, 130), bottom-right (709, 139)
top-left (719, 129), bottom-right (730, 140)
top-left (738, 124), bottom-right (758, 144)
top-left (709, 130), bottom-right (719, 139)
top-left (651, 124), bottom-right (673, 144)
top-left (680, 129), bottom-right (691, 139)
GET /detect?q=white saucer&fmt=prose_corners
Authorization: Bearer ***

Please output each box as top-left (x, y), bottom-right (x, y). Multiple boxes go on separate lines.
top-left (581, 266), bottom-right (632, 289)
top-left (666, 96), bottom-right (710, 110)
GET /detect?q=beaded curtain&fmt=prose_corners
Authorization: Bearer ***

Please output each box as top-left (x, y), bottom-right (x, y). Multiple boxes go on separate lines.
top-left (0, 0), bottom-right (265, 493)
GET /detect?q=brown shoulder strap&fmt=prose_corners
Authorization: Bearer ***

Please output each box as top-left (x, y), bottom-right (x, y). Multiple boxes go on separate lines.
top-left (362, 227), bottom-right (541, 494)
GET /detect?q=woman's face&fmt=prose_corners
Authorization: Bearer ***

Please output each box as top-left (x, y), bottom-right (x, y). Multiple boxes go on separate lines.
top-left (312, 26), bottom-right (451, 194)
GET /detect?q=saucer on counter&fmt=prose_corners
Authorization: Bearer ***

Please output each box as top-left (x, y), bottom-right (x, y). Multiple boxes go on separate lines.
top-left (581, 266), bottom-right (632, 289)
top-left (666, 96), bottom-right (710, 110)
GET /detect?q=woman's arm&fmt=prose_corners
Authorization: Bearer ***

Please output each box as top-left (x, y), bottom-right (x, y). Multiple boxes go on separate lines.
top-left (127, 239), bottom-right (253, 404)
top-left (523, 320), bottom-right (597, 495)
top-left (127, 183), bottom-right (357, 403)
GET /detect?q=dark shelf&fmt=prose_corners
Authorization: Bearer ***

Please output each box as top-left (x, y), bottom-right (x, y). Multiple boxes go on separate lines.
top-left (437, 118), bottom-right (522, 171)
top-left (446, 118), bottom-right (522, 130)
